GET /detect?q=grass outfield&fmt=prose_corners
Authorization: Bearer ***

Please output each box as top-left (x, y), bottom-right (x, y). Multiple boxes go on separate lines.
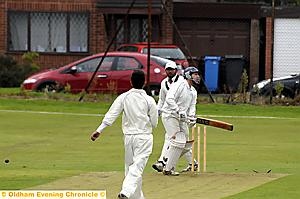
top-left (0, 98), bottom-right (300, 198)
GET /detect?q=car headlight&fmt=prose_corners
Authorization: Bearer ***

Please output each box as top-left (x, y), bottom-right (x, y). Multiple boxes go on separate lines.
top-left (23, 78), bottom-right (37, 84)
top-left (255, 79), bottom-right (270, 89)
top-left (154, 68), bottom-right (161, 74)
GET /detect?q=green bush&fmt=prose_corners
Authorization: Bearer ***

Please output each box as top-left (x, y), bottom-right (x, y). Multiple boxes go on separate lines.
top-left (0, 54), bottom-right (21, 87)
top-left (21, 52), bottom-right (40, 76)
top-left (0, 53), bottom-right (39, 87)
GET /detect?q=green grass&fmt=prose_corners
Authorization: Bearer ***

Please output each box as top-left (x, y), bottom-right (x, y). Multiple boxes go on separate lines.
top-left (0, 87), bottom-right (21, 94)
top-left (0, 97), bottom-right (300, 198)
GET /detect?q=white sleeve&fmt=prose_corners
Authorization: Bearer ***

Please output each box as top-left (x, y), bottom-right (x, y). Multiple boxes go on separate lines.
top-left (157, 81), bottom-right (166, 111)
top-left (101, 95), bottom-right (124, 125)
top-left (96, 123), bottom-right (108, 133)
top-left (148, 97), bottom-right (158, 128)
top-left (187, 90), bottom-right (197, 117)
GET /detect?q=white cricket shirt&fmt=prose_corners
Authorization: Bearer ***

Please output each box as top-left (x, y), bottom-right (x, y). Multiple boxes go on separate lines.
top-left (161, 80), bottom-right (197, 117)
top-left (98, 88), bottom-right (158, 135)
top-left (157, 74), bottom-right (185, 111)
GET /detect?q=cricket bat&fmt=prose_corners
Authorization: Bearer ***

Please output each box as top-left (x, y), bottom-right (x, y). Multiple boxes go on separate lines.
top-left (189, 116), bottom-right (234, 131)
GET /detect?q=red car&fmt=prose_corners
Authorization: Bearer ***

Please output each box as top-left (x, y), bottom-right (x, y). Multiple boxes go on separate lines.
top-left (117, 42), bottom-right (189, 69)
top-left (22, 52), bottom-right (169, 94)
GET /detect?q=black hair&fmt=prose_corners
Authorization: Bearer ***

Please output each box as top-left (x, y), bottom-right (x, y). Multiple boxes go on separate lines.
top-left (131, 70), bottom-right (145, 89)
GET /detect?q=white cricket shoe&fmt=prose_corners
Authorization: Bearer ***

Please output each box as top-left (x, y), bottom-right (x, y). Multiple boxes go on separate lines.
top-left (163, 169), bottom-right (180, 176)
top-left (152, 161), bottom-right (164, 172)
top-left (117, 193), bottom-right (128, 199)
top-left (181, 162), bottom-right (198, 172)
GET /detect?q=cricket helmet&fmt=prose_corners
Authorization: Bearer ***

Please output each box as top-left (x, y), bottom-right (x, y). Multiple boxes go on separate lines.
top-left (183, 66), bottom-right (199, 80)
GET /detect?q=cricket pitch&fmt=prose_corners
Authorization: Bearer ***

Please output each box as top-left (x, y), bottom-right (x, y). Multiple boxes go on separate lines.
top-left (28, 171), bottom-right (287, 199)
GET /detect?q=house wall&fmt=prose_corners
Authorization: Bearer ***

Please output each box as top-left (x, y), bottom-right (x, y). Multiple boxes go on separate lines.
top-left (0, 0), bottom-right (6, 54)
top-left (2, 1), bottom-right (298, 89)
top-left (265, 17), bottom-right (273, 79)
top-left (161, 0), bottom-right (173, 44)
top-left (0, 0), bottom-right (105, 69)
top-left (0, 0), bottom-right (173, 69)
top-left (249, 19), bottom-right (260, 86)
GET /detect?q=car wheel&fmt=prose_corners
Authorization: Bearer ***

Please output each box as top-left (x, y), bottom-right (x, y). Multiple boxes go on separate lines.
top-left (37, 82), bottom-right (58, 92)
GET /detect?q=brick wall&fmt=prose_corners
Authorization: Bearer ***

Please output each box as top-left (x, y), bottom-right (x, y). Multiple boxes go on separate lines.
top-left (265, 17), bottom-right (273, 79)
top-left (1, 0), bottom-right (105, 69)
top-left (0, 0), bottom-right (174, 69)
top-left (0, 0), bottom-right (6, 54)
top-left (249, 19), bottom-right (260, 86)
top-left (161, 0), bottom-right (173, 44)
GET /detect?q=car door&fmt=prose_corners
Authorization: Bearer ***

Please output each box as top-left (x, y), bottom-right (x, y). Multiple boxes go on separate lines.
top-left (63, 57), bottom-right (112, 93)
top-left (109, 56), bottom-right (143, 93)
top-left (93, 56), bottom-right (114, 92)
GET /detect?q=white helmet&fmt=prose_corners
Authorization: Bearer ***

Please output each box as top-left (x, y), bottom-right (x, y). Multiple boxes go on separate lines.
top-left (165, 61), bottom-right (177, 70)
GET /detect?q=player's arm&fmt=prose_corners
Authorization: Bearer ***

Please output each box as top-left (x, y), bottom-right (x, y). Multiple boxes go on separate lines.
top-left (157, 80), bottom-right (166, 114)
top-left (91, 95), bottom-right (124, 141)
top-left (186, 91), bottom-right (197, 127)
top-left (101, 95), bottom-right (124, 125)
top-left (187, 90), bottom-right (197, 117)
top-left (149, 97), bottom-right (159, 128)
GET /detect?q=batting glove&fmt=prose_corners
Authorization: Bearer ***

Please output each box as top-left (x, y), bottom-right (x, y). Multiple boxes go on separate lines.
top-left (188, 120), bottom-right (196, 128)
top-left (178, 111), bottom-right (187, 122)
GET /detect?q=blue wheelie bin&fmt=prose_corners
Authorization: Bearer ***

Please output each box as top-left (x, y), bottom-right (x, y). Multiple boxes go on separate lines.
top-left (204, 56), bottom-right (221, 92)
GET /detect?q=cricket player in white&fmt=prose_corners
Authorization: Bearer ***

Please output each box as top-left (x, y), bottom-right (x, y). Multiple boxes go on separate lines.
top-left (91, 70), bottom-right (158, 199)
top-left (160, 66), bottom-right (200, 175)
top-left (152, 61), bottom-right (198, 173)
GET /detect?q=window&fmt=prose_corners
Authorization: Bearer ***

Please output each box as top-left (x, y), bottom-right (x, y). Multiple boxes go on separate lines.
top-left (76, 57), bottom-right (114, 72)
top-left (108, 15), bottom-right (159, 48)
top-left (70, 13), bottom-right (88, 52)
top-left (143, 48), bottom-right (187, 60)
top-left (8, 12), bottom-right (88, 53)
top-left (115, 57), bottom-right (140, 70)
top-left (8, 12), bottom-right (28, 51)
top-left (76, 58), bottom-right (100, 72)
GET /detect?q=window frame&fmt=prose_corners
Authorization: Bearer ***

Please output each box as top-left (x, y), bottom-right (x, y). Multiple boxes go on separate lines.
top-left (7, 11), bottom-right (89, 54)
top-left (105, 14), bottom-right (160, 48)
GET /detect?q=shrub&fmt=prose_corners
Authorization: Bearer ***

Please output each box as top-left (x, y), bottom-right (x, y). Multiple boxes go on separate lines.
top-left (21, 52), bottom-right (40, 78)
top-left (0, 53), bottom-right (40, 87)
top-left (275, 82), bottom-right (284, 97)
top-left (0, 54), bottom-right (22, 87)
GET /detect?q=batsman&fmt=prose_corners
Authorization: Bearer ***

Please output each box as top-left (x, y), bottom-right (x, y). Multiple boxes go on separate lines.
top-left (160, 66), bottom-right (200, 175)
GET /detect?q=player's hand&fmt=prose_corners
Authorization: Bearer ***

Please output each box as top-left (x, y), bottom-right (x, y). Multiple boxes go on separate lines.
top-left (158, 109), bottom-right (162, 116)
top-left (188, 120), bottom-right (196, 128)
top-left (178, 111), bottom-right (187, 122)
top-left (91, 131), bottom-right (100, 141)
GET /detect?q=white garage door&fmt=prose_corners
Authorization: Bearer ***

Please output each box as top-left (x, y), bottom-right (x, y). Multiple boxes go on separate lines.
top-left (274, 18), bottom-right (300, 77)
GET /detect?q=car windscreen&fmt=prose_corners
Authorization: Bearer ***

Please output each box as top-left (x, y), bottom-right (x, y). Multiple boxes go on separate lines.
top-left (143, 48), bottom-right (186, 60)
top-left (150, 56), bottom-right (170, 66)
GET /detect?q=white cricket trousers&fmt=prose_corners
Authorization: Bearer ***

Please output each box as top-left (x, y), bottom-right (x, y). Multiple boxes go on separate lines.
top-left (121, 134), bottom-right (153, 199)
top-left (161, 116), bottom-right (193, 170)
top-left (159, 117), bottom-right (193, 165)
